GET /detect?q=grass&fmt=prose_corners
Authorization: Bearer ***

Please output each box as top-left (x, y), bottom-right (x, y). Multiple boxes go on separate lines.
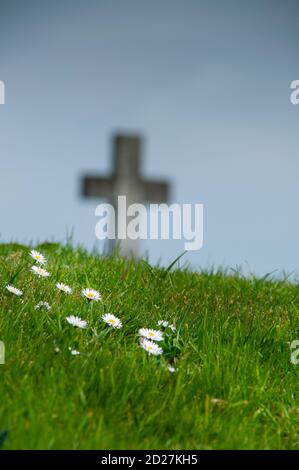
top-left (0, 242), bottom-right (299, 450)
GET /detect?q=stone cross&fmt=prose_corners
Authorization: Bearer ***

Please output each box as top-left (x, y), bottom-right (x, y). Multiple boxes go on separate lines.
top-left (82, 134), bottom-right (170, 257)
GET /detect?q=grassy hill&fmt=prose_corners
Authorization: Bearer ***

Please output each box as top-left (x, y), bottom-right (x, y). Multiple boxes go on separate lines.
top-left (0, 243), bottom-right (298, 450)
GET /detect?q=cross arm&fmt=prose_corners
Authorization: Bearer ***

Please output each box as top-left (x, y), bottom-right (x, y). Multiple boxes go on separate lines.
top-left (82, 176), bottom-right (114, 198)
top-left (142, 180), bottom-right (170, 203)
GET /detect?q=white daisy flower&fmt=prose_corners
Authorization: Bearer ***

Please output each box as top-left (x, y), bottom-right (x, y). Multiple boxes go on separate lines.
top-left (102, 313), bottom-right (122, 329)
top-left (210, 398), bottom-right (227, 406)
top-left (169, 324), bottom-right (176, 332)
top-left (158, 320), bottom-right (169, 328)
top-left (54, 347), bottom-right (60, 353)
top-left (29, 249), bottom-right (47, 265)
top-left (30, 265), bottom-right (50, 278)
top-left (69, 348), bottom-right (80, 356)
top-left (167, 365), bottom-right (176, 373)
top-left (56, 283), bottom-right (72, 294)
top-left (35, 301), bottom-right (51, 311)
top-left (5, 284), bottom-right (23, 296)
top-left (82, 288), bottom-right (101, 301)
top-left (66, 315), bottom-right (87, 329)
top-left (138, 328), bottom-right (164, 342)
top-left (140, 338), bottom-right (163, 356)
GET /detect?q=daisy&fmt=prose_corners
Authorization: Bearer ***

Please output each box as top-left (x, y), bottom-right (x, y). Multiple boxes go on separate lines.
top-left (140, 338), bottom-right (163, 356)
top-left (168, 324), bottom-right (176, 332)
top-left (35, 301), bottom-right (51, 311)
top-left (102, 313), bottom-right (122, 329)
top-left (29, 249), bottom-right (47, 265)
top-left (167, 365), bottom-right (176, 373)
top-left (66, 315), bottom-right (87, 329)
top-left (69, 348), bottom-right (80, 356)
top-left (138, 328), bottom-right (163, 342)
top-left (158, 320), bottom-right (169, 328)
top-left (5, 285), bottom-right (23, 296)
top-left (30, 265), bottom-right (50, 278)
top-left (56, 283), bottom-right (72, 294)
top-left (210, 398), bottom-right (227, 406)
top-left (82, 288), bottom-right (101, 301)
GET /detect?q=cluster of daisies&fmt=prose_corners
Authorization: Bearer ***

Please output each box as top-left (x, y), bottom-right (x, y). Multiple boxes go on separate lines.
top-left (4, 249), bottom-right (178, 371)
top-left (138, 322), bottom-right (176, 360)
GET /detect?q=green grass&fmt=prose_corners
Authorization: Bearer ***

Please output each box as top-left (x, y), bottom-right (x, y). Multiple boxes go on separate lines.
top-left (0, 242), bottom-right (298, 450)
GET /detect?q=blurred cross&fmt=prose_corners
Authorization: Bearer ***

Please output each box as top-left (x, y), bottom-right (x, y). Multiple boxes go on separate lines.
top-left (82, 134), bottom-right (170, 258)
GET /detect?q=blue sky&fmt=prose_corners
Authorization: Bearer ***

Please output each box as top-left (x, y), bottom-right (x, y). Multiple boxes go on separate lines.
top-left (0, 0), bottom-right (298, 275)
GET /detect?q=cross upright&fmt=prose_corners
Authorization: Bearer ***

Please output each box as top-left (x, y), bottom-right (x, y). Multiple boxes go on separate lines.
top-left (82, 134), bottom-right (170, 258)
